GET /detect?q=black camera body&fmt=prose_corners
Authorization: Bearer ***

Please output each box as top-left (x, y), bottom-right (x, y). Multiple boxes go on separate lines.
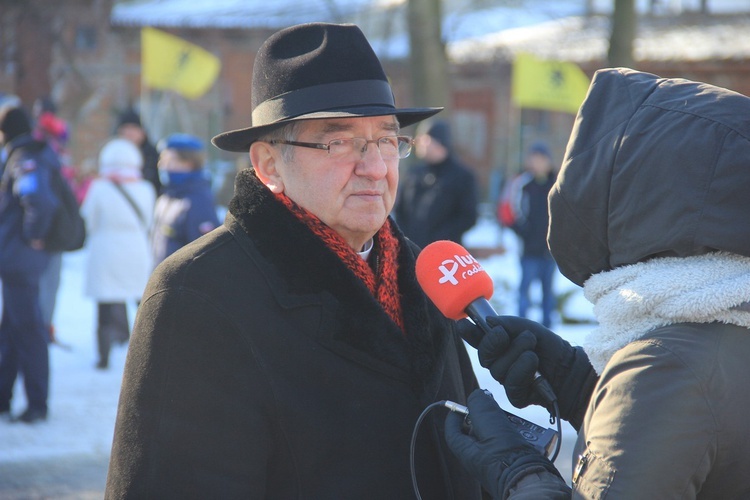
top-left (502, 409), bottom-right (559, 456)
top-left (445, 400), bottom-right (559, 457)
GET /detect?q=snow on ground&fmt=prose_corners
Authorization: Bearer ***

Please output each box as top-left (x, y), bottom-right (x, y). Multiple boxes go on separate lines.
top-left (0, 215), bottom-right (595, 482)
top-left (0, 249), bottom-right (130, 463)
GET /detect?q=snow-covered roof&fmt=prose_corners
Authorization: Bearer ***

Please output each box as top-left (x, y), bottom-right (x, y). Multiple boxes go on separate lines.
top-left (111, 0), bottom-right (587, 39)
top-left (450, 14), bottom-right (750, 64)
top-left (111, 0), bottom-right (378, 29)
top-left (112, 0), bottom-right (750, 63)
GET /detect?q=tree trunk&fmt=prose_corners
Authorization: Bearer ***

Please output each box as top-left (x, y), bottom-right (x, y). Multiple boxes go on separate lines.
top-left (2, 3), bottom-right (54, 105)
top-left (608, 0), bottom-right (636, 68)
top-left (407, 0), bottom-right (451, 116)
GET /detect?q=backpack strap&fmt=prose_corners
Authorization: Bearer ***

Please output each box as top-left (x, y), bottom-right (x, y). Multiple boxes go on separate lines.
top-left (0, 140), bottom-right (39, 205)
top-left (111, 180), bottom-right (147, 228)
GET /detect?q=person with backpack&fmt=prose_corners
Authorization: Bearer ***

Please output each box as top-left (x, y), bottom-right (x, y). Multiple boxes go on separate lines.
top-left (0, 101), bottom-right (60, 423)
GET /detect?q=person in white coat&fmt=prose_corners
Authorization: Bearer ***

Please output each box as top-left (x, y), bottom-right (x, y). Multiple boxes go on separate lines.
top-left (81, 138), bottom-right (155, 369)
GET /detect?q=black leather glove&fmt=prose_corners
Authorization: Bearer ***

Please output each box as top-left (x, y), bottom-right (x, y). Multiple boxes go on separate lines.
top-left (445, 389), bottom-right (564, 499)
top-left (476, 316), bottom-right (598, 431)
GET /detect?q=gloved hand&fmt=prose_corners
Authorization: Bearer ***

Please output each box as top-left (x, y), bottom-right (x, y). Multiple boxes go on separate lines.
top-left (445, 389), bottom-right (563, 499)
top-left (476, 316), bottom-right (598, 431)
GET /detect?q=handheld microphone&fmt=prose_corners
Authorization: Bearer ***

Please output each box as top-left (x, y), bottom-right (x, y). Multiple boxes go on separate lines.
top-left (415, 240), bottom-right (556, 405)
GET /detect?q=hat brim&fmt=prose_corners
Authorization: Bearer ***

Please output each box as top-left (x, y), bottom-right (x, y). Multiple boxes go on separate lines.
top-left (211, 106), bottom-right (443, 153)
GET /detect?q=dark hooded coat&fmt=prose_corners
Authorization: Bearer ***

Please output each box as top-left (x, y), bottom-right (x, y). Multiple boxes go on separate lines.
top-left (105, 169), bottom-right (483, 499)
top-left (504, 68), bottom-right (750, 499)
top-left (394, 155), bottom-right (478, 248)
top-left (549, 68), bottom-right (750, 288)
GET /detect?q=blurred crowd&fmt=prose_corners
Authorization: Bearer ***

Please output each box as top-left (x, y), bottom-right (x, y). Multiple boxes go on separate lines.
top-left (0, 96), bottom-right (220, 423)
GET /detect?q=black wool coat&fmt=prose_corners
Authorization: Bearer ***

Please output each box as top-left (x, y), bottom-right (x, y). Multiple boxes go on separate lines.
top-left (394, 155), bottom-right (478, 248)
top-left (106, 169), bottom-right (483, 499)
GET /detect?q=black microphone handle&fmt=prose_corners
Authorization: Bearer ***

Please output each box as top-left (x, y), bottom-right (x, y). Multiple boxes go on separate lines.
top-left (464, 298), bottom-right (498, 339)
top-left (463, 299), bottom-right (557, 405)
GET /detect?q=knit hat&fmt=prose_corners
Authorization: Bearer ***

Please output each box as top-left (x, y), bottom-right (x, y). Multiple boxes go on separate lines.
top-left (33, 96), bottom-right (57, 116)
top-left (159, 133), bottom-right (204, 152)
top-left (528, 141), bottom-right (552, 159)
top-left (0, 107), bottom-right (32, 143)
top-left (37, 112), bottom-right (68, 141)
top-left (116, 109), bottom-right (142, 129)
top-left (99, 138), bottom-right (143, 175)
top-left (419, 119), bottom-right (452, 150)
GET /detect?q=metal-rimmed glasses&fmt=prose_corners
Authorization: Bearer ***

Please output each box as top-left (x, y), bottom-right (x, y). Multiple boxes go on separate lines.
top-left (269, 135), bottom-right (413, 160)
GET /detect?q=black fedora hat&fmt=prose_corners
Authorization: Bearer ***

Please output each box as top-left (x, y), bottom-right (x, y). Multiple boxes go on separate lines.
top-left (211, 23), bottom-right (442, 152)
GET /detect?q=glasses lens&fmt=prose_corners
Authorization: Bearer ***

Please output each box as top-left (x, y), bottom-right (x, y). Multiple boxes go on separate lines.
top-left (327, 139), bottom-right (352, 159)
top-left (377, 136), bottom-right (400, 159)
top-left (396, 136), bottom-right (413, 159)
top-left (326, 136), bottom-right (412, 160)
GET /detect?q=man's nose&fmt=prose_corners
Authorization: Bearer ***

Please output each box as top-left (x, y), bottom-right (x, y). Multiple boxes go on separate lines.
top-left (356, 143), bottom-right (389, 177)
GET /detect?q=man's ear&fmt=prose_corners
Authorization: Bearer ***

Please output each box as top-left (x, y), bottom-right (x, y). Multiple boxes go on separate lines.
top-left (250, 142), bottom-right (284, 193)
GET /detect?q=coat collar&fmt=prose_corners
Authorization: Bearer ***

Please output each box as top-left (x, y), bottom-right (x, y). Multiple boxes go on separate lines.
top-left (583, 252), bottom-right (750, 374)
top-left (227, 168), bottom-right (452, 387)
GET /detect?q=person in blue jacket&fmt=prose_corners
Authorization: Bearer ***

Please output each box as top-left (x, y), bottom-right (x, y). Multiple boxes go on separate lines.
top-left (0, 102), bottom-right (60, 423)
top-left (151, 133), bottom-right (219, 266)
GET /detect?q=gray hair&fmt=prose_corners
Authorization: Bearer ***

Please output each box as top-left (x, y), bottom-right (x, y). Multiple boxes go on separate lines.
top-left (257, 121), bottom-right (303, 163)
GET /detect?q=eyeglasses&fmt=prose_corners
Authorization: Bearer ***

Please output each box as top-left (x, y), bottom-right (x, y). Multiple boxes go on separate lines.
top-left (269, 135), bottom-right (413, 160)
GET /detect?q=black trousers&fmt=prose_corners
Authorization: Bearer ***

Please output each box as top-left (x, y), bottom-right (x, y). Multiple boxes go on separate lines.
top-left (96, 302), bottom-right (130, 367)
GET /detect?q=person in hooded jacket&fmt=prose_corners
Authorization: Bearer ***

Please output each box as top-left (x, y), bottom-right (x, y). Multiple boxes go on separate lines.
top-left (0, 102), bottom-right (60, 423)
top-left (393, 119), bottom-right (478, 248)
top-left (444, 68), bottom-right (750, 499)
top-left (150, 133), bottom-right (219, 267)
top-left (81, 138), bottom-right (155, 370)
top-left (106, 23), bottom-right (482, 499)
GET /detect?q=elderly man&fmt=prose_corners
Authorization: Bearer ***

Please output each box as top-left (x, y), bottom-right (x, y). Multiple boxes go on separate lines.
top-left (106, 23), bottom-right (482, 498)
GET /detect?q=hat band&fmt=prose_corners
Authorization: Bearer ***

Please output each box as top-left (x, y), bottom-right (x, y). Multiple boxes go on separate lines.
top-left (251, 79), bottom-right (396, 125)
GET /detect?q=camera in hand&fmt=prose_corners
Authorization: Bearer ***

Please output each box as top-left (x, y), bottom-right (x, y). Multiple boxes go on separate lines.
top-left (501, 409), bottom-right (559, 456)
top-left (448, 398), bottom-right (560, 457)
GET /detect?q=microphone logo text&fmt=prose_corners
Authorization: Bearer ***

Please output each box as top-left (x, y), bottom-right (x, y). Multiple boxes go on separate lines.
top-left (438, 254), bottom-right (484, 285)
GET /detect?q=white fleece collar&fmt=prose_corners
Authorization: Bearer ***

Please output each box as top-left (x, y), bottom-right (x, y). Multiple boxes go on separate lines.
top-left (582, 253), bottom-right (750, 374)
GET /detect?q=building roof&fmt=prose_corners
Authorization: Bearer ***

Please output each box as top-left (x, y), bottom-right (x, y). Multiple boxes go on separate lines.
top-left (450, 13), bottom-right (750, 64)
top-left (111, 0), bottom-right (377, 29)
top-left (111, 0), bottom-right (585, 51)
top-left (112, 1), bottom-right (750, 64)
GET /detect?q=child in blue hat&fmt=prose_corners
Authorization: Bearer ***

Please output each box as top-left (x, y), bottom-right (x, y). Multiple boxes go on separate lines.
top-left (151, 133), bottom-right (219, 266)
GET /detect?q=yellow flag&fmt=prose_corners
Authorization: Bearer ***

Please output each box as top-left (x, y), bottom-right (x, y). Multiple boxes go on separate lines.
top-left (512, 53), bottom-right (589, 114)
top-left (141, 27), bottom-right (221, 100)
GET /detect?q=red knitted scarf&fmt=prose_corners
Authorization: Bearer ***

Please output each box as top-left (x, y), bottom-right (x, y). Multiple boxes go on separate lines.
top-left (275, 192), bottom-right (404, 332)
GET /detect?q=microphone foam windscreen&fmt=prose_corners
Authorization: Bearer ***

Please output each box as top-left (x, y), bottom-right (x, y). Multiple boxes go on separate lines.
top-left (415, 240), bottom-right (494, 320)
